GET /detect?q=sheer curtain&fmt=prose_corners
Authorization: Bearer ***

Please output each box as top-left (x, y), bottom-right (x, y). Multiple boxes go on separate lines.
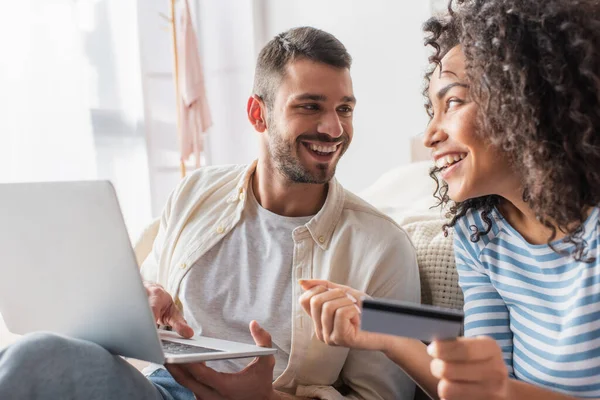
top-left (0, 0), bottom-right (97, 182)
top-left (0, 0), bottom-right (151, 238)
top-left (0, 0), bottom-right (152, 346)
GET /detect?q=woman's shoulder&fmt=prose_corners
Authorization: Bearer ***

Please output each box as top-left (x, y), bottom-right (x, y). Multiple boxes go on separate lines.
top-left (453, 208), bottom-right (500, 246)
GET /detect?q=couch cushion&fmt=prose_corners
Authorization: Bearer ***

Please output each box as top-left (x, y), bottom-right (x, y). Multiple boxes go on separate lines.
top-left (361, 162), bottom-right (463, 311)
top-left (403, 219), bottom-right (463, 310)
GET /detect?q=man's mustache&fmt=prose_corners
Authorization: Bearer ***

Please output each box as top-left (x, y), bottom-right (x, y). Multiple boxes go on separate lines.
top-left (297, 133), bottom-right (349, 144)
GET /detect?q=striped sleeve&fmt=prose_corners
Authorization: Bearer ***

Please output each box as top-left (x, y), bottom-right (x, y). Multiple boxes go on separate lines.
top-left (454, 220), bottom-right (515, 376)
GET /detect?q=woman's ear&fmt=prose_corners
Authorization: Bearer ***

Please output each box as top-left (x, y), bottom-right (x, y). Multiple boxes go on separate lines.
top-left (247, 95), bottom-right (267, 133)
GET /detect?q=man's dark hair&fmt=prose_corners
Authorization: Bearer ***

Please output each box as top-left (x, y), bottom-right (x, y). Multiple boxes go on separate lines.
top-left (253, 26), bottom-right (352, 110)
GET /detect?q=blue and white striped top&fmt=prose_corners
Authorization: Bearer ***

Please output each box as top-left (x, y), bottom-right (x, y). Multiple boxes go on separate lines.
top-left (455, 207), bottom-right (600, 398)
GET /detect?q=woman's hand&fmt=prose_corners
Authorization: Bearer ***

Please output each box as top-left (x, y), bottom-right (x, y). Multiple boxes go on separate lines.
top-left (428, 336), bottom-right (510, 400)
top-left (299, 279), bottom-right (391, 351)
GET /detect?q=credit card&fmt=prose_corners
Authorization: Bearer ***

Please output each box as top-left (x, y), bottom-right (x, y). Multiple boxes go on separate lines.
top-left (361, 298), bottom-right (464, 342)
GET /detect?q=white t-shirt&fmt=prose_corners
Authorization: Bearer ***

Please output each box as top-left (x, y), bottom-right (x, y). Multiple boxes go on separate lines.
top-left (179, 182), bottom-right (312, 379)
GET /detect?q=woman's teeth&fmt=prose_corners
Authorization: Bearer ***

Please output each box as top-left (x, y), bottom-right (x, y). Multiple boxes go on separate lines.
top-left (308, 143), bottom-right (338, 154)
top-left (436, 153), bottom-right (467, 169)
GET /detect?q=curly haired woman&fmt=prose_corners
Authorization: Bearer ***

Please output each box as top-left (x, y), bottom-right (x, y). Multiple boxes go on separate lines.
top-left (298, 0), bottom-right (600, 399)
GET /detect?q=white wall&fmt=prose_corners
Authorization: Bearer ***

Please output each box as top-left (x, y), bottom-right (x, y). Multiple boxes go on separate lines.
top-left (138, 0), bottom-right (259, 216)
top-left (257, 0), bottom-right (432, 192)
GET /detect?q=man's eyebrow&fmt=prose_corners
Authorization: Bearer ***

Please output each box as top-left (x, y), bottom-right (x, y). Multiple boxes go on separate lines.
top-left (293, 93), bottom-right (327, 102)
top-left (437, 82), bottom-right (469, 99)
top-left (292, 94), bottom-right (356, 103)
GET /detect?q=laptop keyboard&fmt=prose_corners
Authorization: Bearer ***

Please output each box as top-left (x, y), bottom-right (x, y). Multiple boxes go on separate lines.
top-left (161, 340), bottom-right (223, 355)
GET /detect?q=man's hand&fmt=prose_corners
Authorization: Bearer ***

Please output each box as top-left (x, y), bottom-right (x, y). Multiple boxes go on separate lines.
top-left (166, 321), bottom-right (279, 400)
top-left (428, 336), bottom-right (510, 400)
top-left (144, 282), bottom-right (194, 338)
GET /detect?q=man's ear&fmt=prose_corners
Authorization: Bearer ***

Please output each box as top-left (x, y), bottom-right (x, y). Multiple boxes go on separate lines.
top-left (247, 95), bottom-right (267, 133)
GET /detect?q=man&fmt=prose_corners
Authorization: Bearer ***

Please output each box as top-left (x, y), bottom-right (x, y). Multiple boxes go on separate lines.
top-left (0, 27), bottom-right (419, 399)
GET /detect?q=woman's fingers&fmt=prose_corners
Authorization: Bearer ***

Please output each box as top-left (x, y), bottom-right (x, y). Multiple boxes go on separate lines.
top-left (428, 336), bottom-right (499, 363)
top-left (309, 288), bottom-right (349, 341)
top-left (429, 337), bottom-right (509, 400)
top-left (321, 297), bottom-right (357, 344)
top-left (299, 281), bottom-right (368, 345)
top-left (299, 285), bottom-right (328, 317)
top-left (300, 279), bottom-right (367, 302)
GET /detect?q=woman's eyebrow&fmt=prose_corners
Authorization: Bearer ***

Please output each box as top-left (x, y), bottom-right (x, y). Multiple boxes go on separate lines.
top-left (437, 82), bottom-right (469, 99)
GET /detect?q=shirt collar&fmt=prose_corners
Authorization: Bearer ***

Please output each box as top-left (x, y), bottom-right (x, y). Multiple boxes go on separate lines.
top-left (231, 160), bottom-right (345, 250)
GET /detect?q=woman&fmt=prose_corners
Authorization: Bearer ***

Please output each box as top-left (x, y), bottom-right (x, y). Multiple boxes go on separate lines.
top-left (299, 0), bottom-right (600, 399)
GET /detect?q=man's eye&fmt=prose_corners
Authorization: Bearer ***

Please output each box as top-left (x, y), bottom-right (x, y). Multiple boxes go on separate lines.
top-left (337, 106), bottom-right (353, 114)
top-left (300, 104), bottom-right (319, 111)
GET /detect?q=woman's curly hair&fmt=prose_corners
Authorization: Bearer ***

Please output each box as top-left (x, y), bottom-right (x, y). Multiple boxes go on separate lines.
top-left (424, 0), bottom-right (600, 261)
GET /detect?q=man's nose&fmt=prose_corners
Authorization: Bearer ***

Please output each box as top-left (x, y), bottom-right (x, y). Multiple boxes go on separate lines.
top-left (318, 111), bottom-right (344, 139)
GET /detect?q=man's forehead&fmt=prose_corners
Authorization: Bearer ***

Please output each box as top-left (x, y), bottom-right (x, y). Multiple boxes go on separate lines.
top-left (277, 61), bottom-right (354, 102)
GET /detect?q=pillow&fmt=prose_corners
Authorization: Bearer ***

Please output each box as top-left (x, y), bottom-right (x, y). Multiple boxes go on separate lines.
top-left (361, 162), bottom-right (464, 311)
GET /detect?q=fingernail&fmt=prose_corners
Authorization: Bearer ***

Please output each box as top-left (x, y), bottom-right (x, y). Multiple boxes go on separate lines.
top-left (346, 293), bottom-right (358, 303)
top-left (427, 342), bottom-right (436, 356)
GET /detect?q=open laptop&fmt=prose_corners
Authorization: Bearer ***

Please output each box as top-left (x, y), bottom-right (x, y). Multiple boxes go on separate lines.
top-left (0, 180), bottom-right (276, 364)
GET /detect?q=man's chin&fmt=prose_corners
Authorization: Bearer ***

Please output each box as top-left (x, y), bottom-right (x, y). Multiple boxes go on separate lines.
top-left (306, 164), bottom-right (336, 184)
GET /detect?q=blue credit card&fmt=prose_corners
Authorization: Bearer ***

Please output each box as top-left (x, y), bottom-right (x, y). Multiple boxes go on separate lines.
top-left (361, 298), bottom-right (464, 342)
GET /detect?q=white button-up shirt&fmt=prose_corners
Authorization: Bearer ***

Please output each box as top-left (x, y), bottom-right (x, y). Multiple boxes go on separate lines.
top-left (141, 161), bottom-right (420, 399)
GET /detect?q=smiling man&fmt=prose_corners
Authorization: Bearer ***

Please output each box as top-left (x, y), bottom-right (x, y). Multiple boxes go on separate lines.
top-left (0, 27), bottom-right (419, 400)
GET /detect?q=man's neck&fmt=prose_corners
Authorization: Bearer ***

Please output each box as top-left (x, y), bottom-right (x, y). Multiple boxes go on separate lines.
top-left (252, 161), bottom-right (328, 217)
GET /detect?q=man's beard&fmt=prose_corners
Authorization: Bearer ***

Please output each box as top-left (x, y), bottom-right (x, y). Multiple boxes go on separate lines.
top-left (267, 124), bottom-right (349, 185)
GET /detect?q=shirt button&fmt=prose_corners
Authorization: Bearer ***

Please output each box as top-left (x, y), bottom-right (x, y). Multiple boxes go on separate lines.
top-left (179, 263), bottom-right (187, 269)
top-left (216, 226), bottom-right (225, 234)
top-left (318, 236), bottom-right (325, 244)
top-left (238, 191), bottom-right (245, 202)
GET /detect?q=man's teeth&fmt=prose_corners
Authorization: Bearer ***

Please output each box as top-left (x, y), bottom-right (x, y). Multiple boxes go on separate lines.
top-left (309, 143), bottom-right (338, 154)
top-left (436, 153), bottom-right (467, 169)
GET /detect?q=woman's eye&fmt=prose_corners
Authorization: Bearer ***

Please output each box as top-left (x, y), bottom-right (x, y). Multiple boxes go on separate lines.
top-left (446, 98), bottom-right (463, 110)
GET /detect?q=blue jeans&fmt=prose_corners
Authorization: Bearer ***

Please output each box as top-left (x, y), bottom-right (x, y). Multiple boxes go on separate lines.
top-left (0, 332), bottom-right (195, 400)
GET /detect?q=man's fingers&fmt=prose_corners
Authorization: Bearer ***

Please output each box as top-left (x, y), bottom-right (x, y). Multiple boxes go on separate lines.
top-left (184, 362), bottom-right (226, 387)
top-left (164, 303), bottom-right (194, 338)
top-left (145, 283), bottom-right (194, 338)
top-left (428, 336), bottom-right (499, 363)
top-left (249, 321), bottom-right (272, 348)
top-left (165, 364), bottom-right (221, 399)
top-left (146, 284), bottom-right (169, 322)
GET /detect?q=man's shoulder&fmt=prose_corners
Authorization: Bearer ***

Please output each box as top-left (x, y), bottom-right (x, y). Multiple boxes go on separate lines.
top-left (185, 164), bottom-right (248, 184)
top-left (340, 188), bottom-right (411, 241)
top-left (172, 164), bottom-right (248, 199)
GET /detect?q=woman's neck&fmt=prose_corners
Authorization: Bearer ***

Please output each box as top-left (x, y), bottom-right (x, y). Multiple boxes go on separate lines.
top-left (497, 197), bottom-right (558, 245)
top-left (497, 193), bottom-right (593, 246)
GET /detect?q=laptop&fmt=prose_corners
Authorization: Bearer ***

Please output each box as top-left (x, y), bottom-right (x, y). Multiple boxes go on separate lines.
top-left (0, 180), bottom-right (277, 364)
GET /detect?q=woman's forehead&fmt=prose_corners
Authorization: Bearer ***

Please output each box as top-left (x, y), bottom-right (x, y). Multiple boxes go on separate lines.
top-left (438, 46), bottom-right (467, 78)
top-left (429, 46), bottom-right (468, 96)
